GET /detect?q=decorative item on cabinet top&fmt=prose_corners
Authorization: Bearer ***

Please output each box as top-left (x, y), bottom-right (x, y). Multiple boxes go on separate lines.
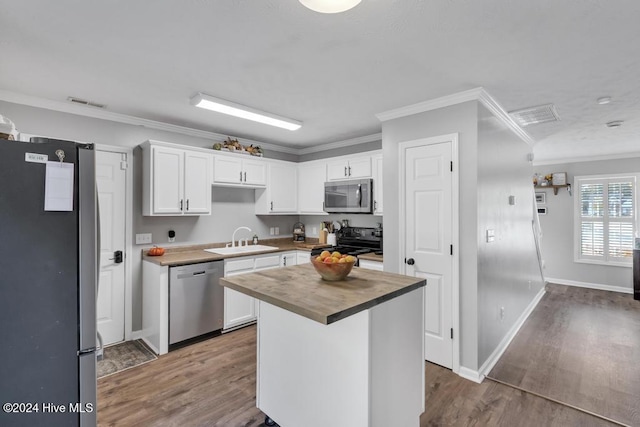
top-left (212, 137), bottom-right (263, 156)
top-left (533, 172), bottom-right (571, 196)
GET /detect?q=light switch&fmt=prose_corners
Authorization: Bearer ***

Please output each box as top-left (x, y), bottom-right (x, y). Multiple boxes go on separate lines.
top-left (486, 229), bottom-right (495, 243)
top-left (136, 233), bottom-right (152, 245)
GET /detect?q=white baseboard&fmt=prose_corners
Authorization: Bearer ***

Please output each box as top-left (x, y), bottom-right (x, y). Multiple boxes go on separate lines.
top-left (130, 330), bottom-right (144, 341)
top-left (458, 366), bottom-right (484, 384)
top-left (468, 287), bottom-right (546, 383)
top-left (546, 277), bottom-right (633, 294)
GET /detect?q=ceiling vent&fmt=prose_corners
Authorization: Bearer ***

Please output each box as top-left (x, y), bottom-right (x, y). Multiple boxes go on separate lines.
top-left (509, 104), bottom-right (560, 127)
top-left (67, 97), bottom-right (106, 109)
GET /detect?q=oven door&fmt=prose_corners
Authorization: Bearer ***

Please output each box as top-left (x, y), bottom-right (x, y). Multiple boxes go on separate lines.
top-left (324, 179), bottom-right (372, 213)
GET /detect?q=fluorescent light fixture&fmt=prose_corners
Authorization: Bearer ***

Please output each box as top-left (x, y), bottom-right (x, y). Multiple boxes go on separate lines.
top-left (190, 93), bottom-right (302, 131)
top-left (299, 0), bottom-right (361, 14)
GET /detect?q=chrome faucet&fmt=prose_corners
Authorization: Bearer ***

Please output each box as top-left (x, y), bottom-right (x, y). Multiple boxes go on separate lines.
top-left (231, 226), bottom-right (252, 247)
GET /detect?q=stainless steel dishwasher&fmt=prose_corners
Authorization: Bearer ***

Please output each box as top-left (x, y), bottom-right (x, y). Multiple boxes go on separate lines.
top-left (169, 261), bottom-right (224, 346)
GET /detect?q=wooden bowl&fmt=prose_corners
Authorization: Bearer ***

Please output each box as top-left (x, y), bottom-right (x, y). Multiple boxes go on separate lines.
top-left (311, 256), bottom-right (355, 281)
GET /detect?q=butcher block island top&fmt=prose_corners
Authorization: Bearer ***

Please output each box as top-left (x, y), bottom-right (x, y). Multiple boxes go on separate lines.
top-left (220, 263), bottom-right (426, 325)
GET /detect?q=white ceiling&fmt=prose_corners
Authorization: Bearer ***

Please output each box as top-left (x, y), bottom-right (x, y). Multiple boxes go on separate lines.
top-left (1, 0), bottom-right (639, 162)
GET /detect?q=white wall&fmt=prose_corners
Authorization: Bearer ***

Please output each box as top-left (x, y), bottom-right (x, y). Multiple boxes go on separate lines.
top-left (535, 157), bottom-right (639, 290)
top-left (476, 105), bottom-right (545, 365)
top-left (381, 101), bottom-right (480, 370)
top-left (381, 100), bottom-right (544, 372)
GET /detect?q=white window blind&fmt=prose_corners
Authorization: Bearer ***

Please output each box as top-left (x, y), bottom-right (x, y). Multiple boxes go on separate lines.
top-left (574, 174), bottom-right (637, 266)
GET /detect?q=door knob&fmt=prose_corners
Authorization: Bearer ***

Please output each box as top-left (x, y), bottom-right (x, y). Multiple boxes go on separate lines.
top-left (405, 258), bottom-right (415, 266)
top-left (109, 250), bottom-right (123, 264)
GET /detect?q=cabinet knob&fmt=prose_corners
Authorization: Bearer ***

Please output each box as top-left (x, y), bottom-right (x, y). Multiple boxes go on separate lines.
top-left (344, 166), bottom-right (347, 176)
top-left (180, 199), bottom-right (184, 211)
top-left (270, 201), bottom-right (273, 211)
top-left (186, 199), bottom-right (189, 211)
top-left (244, 171), bottom-right (247, 182)
top-left (240, 171), bottom-right (243, 182)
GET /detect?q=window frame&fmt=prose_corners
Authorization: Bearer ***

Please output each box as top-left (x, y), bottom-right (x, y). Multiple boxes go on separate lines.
top-left (573, 173), bottom-right (639, 267)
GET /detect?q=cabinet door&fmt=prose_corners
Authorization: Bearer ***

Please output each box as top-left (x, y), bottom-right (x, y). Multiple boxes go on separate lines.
top-left (327, 158), bottom-right (349, 181)
top-left (280, 251), bottom-right (297, 267)
top-left (213, 155), bottom-right (243, 185)
top-left (152, 146), bottom-right (184, 214)
top-left (269, 163), bottom-right (298, 213)
top-left (296, 251), bottom-right (311, 265)
top-left (347, 156), bottom-right (372, 179)
top-left (358, 259), bottom-right (384, 271)
top-left (298, 162), bottom-right (327, 214)
top-left (223, 288), bottom-right (256, 330)
top-left (243, 159), bottom-right (267, 186)
top-left (373, 154), bottom-right (383, 215)
top-left (184, 151), bottom-right (211, 215)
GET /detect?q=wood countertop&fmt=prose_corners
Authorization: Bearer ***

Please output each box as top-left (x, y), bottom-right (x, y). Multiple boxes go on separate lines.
top-left (357, 253), bottom-right (383, 262)
top-left (220, 264), bottom-right (425, 325)
top-left (142, 239), bottom-right (330, 267)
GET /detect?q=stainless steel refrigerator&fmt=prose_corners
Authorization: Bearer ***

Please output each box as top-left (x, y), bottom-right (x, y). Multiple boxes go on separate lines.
top-left (0, 138), bottom-right (97, 427)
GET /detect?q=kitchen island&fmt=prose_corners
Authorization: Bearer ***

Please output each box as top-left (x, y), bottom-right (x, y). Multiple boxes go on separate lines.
top-left (220, 263), bottom-right (426, 427)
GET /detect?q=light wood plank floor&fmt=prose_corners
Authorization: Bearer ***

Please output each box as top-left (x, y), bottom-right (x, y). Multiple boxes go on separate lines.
top-left (488, 284), bottom-right (640, 427)
top-left (98, 323), bottom-right (617, 427)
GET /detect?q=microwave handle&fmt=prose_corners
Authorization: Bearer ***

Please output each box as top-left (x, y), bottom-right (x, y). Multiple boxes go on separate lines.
top-left (357, 184), bottom-right (362, 206)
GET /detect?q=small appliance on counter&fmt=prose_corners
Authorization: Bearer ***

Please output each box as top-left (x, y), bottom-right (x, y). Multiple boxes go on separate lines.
top-left (293, 222), bottom-right (306, 242)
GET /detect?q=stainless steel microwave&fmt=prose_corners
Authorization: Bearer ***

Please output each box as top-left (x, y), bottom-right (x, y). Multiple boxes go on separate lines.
top-left (324, 179), bottom-right (373, 214)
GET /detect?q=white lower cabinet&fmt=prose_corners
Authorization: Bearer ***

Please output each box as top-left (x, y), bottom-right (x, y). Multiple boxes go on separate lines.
top-left (296, 251), bottom-right (311, 264)
top-left (280, 251), bottom-right (297, 267)
top-left (358, 259), bottom-right (383, 271)
top-left (223, 253), bottom-right (280, 330)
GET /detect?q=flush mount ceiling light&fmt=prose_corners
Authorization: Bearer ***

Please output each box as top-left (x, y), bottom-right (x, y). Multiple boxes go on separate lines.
top-left (190, 93), bottom-right (302, 131)
top-left (509, 103), bottom-right (560, 127)
top-left (299, 0), bottom-right (361, 13)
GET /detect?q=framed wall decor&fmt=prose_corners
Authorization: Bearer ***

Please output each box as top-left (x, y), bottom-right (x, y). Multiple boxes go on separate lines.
top-left (552, 172), bottom-right (567, 186)
top-left (535, 192), bottom-right (546, 204)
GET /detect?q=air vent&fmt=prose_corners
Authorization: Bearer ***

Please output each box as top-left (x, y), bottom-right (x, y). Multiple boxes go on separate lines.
top-left (67, 97), bottom-right (106, 109)
top-left (509, 104), bottom-right (560, 126)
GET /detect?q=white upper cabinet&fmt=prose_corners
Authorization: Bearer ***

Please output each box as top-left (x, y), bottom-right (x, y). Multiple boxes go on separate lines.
top-left (326, 155), bottom-right (372, 181)
top-left (372, 154), bottom-right (383, 216)
top-left (142, 141), bottom-right (211, 216)
top-left (256, 160), bottom-right (298, 214)
top-left (297, 161), bottom-right (328, 215)
top-left (213, 153), bottom-right (266, 188)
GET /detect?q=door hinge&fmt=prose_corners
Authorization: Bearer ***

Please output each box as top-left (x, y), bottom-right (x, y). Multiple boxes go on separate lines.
top-left (450, 328), bottom-right (453, 339)
top-left (120, 161), bottom-right (128, 170)
top-left (450, 244), bottom-right (453, 255)
top-left (450, 161), bottom-right (453, 172)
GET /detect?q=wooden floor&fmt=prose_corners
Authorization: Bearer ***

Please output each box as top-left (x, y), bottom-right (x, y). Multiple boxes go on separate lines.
top-left (98, 321), bottom-right (617, 427)
top-left (488, 284), bottom-right (640, 427)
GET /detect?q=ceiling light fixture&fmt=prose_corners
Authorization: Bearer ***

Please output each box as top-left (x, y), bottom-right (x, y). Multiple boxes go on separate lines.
top-left (190, 93), bottom-right (302, 131)
top-left (597, 97), bottom-right (612, 105)
top-left (299, 0), bottom-right (361, 14)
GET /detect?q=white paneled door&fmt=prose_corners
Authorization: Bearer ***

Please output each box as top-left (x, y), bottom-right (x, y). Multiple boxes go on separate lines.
top-left (402, 138), bottom-right (453, 369)
top-left (96, 150), bottom-right (127, 346)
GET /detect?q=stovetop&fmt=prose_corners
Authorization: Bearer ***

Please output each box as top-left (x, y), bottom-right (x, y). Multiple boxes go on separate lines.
top-left (310, 226), bottom-right (382, 257)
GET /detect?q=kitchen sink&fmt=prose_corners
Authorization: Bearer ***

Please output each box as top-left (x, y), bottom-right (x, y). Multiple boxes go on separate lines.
top-left (204, 245), bottom-right (279, 255)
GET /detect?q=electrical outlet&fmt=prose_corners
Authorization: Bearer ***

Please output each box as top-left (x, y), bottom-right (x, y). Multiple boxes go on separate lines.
top-left (499, 306), bottom-right (505, 321)
top-left (136, 233), bottom-right (152, 245)
top-left (275, 227), bottom-right (279, 235)
top-left (486, 229), bottom-right (495, 243)
top-left (270, 227), bottom-right (275, 236)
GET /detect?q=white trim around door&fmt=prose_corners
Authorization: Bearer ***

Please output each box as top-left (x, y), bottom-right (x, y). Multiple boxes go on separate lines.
top-left (398, 133), bottom-right (460, 374)
top-left (95, 144), bottom-right (134, 342)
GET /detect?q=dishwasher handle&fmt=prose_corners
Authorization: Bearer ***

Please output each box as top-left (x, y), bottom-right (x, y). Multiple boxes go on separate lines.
top-left (192, 271), bottom-right (206, 276)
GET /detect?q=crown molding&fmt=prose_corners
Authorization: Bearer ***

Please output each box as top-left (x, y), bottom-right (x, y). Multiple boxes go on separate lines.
top-left (533, 151), bottom-right (640, 166)
top-left (0, 89), bottom-right (299, 155)
top-left (375, 87), bottom-right (535, 147)
top-left (375, 87), bottom-right (485, 122)
top-left (297, 133), bottom-right (382, 155)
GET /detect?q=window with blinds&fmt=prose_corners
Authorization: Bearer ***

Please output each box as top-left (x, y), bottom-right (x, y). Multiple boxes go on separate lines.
top-left (575, 175), bottom-right (637, 265)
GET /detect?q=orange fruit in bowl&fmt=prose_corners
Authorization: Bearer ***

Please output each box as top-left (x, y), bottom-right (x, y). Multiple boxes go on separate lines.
top-left (331, 251), bottom-right (342, 258)
top-left (319, 250), bottom-right (331, 260)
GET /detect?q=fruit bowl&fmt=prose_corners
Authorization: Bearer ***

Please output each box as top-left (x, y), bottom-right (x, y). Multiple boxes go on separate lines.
top-left (311, 251), bottom-right (356, 281)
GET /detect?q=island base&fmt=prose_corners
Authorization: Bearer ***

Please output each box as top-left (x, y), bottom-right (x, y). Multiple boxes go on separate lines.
top-left (256, 287), bottom-right (425, 427)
